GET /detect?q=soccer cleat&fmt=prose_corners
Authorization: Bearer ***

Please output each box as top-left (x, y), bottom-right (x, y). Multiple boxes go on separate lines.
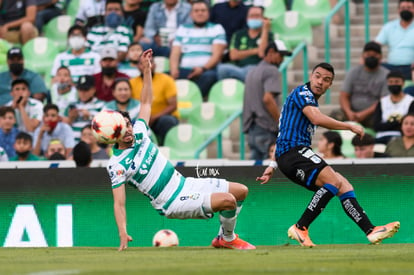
top-left (367, 221), bottom-right (400, 244)
top-left (216, 234), bottom-right (256, 250)
top-left (287, 224), bottom-right (316, 247)
top-left (211, 235), bottom-right (222, 248)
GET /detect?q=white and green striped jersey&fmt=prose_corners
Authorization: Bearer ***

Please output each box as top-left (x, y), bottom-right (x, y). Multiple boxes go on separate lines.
top-left (173, 22), bottom-right (227, 69)
top-left (107, 119), bottom-right (185, 212)
top-left (64, 97), bottom-right (105, 142)
top-left (87, 24), bottom-right (133, 54)
top-left (51, 49), bottom-right (102, 82)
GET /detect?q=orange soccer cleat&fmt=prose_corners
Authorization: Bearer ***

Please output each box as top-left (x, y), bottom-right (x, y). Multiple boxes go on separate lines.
top-left (367, 221), bottom-right (400, 244)
top-left (287, 224), bottom-right (316, 247)
top-left (212, 234), bottom-right (256, 250)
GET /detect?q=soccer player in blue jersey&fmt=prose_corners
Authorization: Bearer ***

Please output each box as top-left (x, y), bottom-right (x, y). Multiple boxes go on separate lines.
top-left (257, 63), bottom-right (400, 246)
top-left (109, 49), bottom-right (255, 251)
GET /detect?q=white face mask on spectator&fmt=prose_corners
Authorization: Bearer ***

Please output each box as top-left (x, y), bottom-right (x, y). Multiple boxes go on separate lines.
top-left (69, 36), bottom-right (85, 50)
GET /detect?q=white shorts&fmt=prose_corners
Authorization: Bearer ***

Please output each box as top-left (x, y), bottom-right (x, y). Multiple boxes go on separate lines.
top-left (163, 177), bottom-right (229, 219)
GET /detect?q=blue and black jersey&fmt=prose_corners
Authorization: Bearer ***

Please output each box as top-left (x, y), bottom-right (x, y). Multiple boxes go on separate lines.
top-left (276, 82), bottom-right (319, 158)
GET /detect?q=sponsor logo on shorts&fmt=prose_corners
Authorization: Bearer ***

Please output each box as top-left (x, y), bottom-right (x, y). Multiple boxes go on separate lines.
top-left (310, 155), bottom-right (321, 164)
top-left (296, 169), bottom-right (305, 182)
top-left (180, 193), bottom-right (201, 201)
top-left (195, 163), bottom-right (220, 178)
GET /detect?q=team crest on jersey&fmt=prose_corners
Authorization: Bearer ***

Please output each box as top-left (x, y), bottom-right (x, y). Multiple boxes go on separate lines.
top-left (296, 169), bottom-right (305, 182)
top-left (139, 163), bottom-right (149, 175)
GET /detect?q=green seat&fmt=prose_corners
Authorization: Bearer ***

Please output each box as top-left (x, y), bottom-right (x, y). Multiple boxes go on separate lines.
top-left (271, 11), bottom-right (313, 48)
top-left (66, 0), bottom-right (80, 17)
top-left (208, 78), bottom-right (244, 117)
top-left (154, 56), bottom-right (170, 73)
top-left (404, 80), bottom-right (414, 88)
top-left (188, 102), bottom-right (227, 138)
top-left (22, 37), bottom-right (60, 76)
top-left (44, 15), bottom-right (75, 51)
top-left (176, 79), bottom-right (203, 121)
top-left (292, 0), bottom-right (331, 26)
top-left (164, 124), bottom-right (206, 160)
top-left (263, 0), bottom-right (287, 19)
top-left (0, 39), bottom-right (11, 71)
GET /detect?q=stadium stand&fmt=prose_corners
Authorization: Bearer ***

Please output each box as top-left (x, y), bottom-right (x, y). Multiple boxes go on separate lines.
top-left (176, 79), bottom-right (203, 121)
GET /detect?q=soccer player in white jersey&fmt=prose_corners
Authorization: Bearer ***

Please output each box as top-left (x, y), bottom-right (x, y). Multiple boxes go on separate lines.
top-left (108, 49), bottom-right (256, 251)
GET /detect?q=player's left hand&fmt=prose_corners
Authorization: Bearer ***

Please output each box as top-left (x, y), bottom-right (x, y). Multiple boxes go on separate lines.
top-left (118, 234), bottom-right (133, 251)
top-left (256, 166), bottom-right (274, 185)
top-left (349, 123), bottom-right (364, 138)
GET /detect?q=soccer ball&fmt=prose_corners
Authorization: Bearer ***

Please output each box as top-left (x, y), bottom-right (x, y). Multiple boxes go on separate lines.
top-left (152, 229), bottom-right (179, 247)
top-left (91, 110), bottom-right (127, 144)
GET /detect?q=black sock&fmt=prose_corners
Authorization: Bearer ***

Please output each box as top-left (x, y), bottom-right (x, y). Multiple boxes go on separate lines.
top-left (297, 184), bottom-right (338, 230)
top-left (340, 191), bottom-right (375, 234)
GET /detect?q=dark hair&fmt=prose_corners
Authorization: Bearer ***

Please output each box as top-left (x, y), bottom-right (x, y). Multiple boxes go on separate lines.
top-left (191, 0), bottom-right (209, 8)
top-left (15, 131), bottom-right (33, 143)
top-left (68, 24), bottom-right (87, 37)
top-left (118, 111), bottom-right (132, 124)
top-left (11, 78), bottom-right (29, 89)
top-left (49, 152), bottom-right (66, 160)
top-left (387, 70), bottom-right (405, 81)
top-left (399, 0), bottom-right (414, 5)
top-left (0, 106), bottom-right (15, 117)
top-left (352, 133), bottom-right (375, 146)
top-left (81, 124), bottom-right (92, 133)
top-left (57, 66), bottom-right (71, 75)
top-left (312, 62), bottom-right (335, 77)
top-left (322, 131), bottom-right (343, 157)
top-left (73, 141), bottom-right (92, 167)
top-left (106, 0), bottom-right (122, 8)
top-left (249, 5), bottom-right (265, 13)
top-left (363, 41), bottom-right (382, 54)
top-left (128, 42), bottom-right (142, 50)
top-left (43, 103), bottom-right (59, 114)
top-left (114, 78), bottom-right (132, 90)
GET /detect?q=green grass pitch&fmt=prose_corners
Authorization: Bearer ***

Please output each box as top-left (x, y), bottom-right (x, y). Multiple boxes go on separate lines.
top-left (1, 244), bottom-right (413, 275)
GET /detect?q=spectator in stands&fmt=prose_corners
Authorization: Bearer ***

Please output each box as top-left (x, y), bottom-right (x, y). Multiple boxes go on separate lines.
top-left (0, 106), bottom-right (19, 159)
top-left (87, 0), bottom-right (133, 61)
top-left (62, 75), bottom-right (105, 141)
top-left (50, 66), bottom-right (78, 116)
top-left (339, 41), bottom-right (389, 128)
top-left (170, 0), bottom-right (227, 99)
top-left (44, 138), bottom-right (67, 160)
top-left (140, 0), bottom-right (163, 12)
top-left (405, 69), bottom-right (414, 96)
top-left (103, 78), bottom-right (141, 119)
top-left (73, 141), bottom-right (93, 167)
top-left (75, 0), bottom-right (106, 30)
top-left (0, 147), bottom-right (8, 162)
top-left (217, 5), bottom-right (272, 82)
top-left (9, 132), bottom-right (42, 161)
top-left (118, 42), bottom-right (143, 77)
top-left (0, 0), bottom-right (38, 45)
top-left (130, 56), bottom-right (179, 145)
top-left (140, 0), bottom-right (192, 57)
top-left (80, 124), bottom-right (109, 159)
top-left (5, 79), bottom-right (43, 134)
top-left (35, 0), bottom-right (64, 33)
top-left (94, 46), bottom-right (130, 102)
top-left (352, 133), bottom-right (389, 158)
top-left (33, 104), bottom-right (75, 158)
top-left (0, 48), bottom-right (48, 105)
top-left (210, 0), bottom-right (249, 45)
top-left (317, 131), bottom-right (345, 159)
top-left (123, 0), bottom-right (147, 42)
top-left (375, 0), bottom-right (414, 80)
top-left (374, 71), bottom-right (414, 144)
top-left (243, 40), bottom-right (291, 160)
top-left (385, 113), bottom-right (414, 157)
top-left (51, 25), bottom-right (101, 83)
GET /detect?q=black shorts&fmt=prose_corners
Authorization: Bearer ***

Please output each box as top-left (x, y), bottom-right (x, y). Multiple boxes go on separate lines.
top-left (276, 146), bottom-right (328, 191)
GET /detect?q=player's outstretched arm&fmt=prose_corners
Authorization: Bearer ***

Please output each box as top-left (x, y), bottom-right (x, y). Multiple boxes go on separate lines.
top-left (138, 49), bottom-right (154, 125)
top-left (113, 184), bottom-right (133, 251)
top-left (303, 105), bottom-right (365, 137)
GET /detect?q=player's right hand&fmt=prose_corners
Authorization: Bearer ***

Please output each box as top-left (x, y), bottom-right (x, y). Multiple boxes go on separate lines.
top-left (256, 166), bottom-right (274, 185)
top-left (118, 234), bottom-right (133, 251)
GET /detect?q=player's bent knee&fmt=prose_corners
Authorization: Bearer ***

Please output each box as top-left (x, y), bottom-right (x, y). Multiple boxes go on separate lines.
top-left (228, 182), bottom-right (248, 201)
top-left (210, 193), bottom-right (236, 212)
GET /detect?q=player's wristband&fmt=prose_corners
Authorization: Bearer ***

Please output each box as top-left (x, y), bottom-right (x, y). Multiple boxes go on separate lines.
top-left (268, 160), bottom-right (278, 170)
